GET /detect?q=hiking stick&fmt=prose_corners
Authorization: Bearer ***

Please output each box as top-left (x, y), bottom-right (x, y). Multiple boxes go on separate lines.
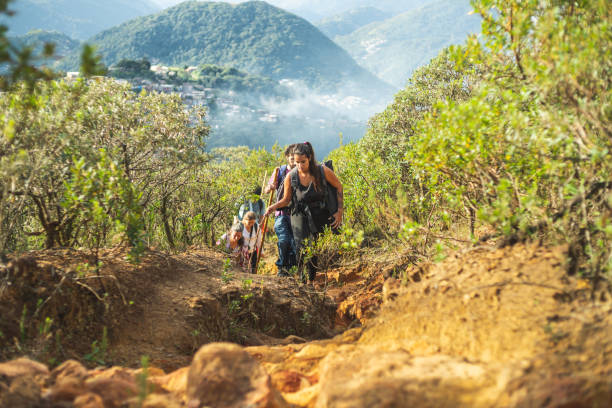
top-left (255, 167), bottom-right (279, 273)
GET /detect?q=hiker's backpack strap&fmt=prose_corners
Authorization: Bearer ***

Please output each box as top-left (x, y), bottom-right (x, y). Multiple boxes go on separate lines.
top-left (276, 165), bottom-right (288, 204)
top-left (278, 165), bottom-right (288, 185)
top-left (290, 168), bottom-right (299, 190)
top-left (288, 168), bottom-right (299, 213)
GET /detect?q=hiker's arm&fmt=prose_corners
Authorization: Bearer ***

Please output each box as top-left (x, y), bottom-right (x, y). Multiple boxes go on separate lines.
top-left (263, 167), bottom-right (280, 194)
top-left (323, 166), bottom-right (344, 228)
top-left (264, 175), bottom-right (292, 216)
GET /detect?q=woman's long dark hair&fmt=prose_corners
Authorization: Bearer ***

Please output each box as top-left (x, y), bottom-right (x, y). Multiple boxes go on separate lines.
top-left (293, 142), bottom-right (322, 192)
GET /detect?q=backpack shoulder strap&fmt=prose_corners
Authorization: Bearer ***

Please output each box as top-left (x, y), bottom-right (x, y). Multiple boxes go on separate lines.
top-left (290, 168), bottom-right (299, 189)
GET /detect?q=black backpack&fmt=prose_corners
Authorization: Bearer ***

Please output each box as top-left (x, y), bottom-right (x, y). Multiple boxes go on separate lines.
top-left (289, 160), bottom-right (338, 216)
top-left (321, 160), bottom-right (338, 216)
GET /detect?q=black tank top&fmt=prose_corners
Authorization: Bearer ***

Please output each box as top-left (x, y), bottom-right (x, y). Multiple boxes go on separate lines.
top-left (294, 177), bottom-right (325, 208)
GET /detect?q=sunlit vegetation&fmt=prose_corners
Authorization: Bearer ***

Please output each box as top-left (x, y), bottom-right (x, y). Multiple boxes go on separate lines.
top-left (2, 0), bottom-right (610, 281)
top-left (331, 0), bottom-right (611, 277)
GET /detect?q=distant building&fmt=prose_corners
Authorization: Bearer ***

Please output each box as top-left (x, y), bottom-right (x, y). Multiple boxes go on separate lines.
top-left (65, 72), bottom-right (80, 82)
top-left (150, 65), bottom-right (169, 74)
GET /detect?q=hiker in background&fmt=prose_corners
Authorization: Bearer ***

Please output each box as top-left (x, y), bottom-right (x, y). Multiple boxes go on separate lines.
top-left (218, 223), bottom-right (244, 265)
top-left (237, 211), bottom-right (262, 273)
top-left (264, 142), bottom-right (343, 283)
top-left (264, 144), bottom-right (297, 277)
top-left (236, 186), bottom-right (265, 225)
top-left (218, 211), bottom-right (262, 273)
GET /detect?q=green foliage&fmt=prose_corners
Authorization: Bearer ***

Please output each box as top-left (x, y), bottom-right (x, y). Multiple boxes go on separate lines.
top-left (328, 144), bottom-right (402, 236)
top-left (62, 149), bottom-right (145, 261)
top-left (108, 60), bottom-right (283, 95)
top-left (407, 0), bottom-right (611, 276)
top-left (330, 0), bottom-right (610, 280)
top-left (137, 355), bottom-right (152, 405)
top-left (338, 0), bottom-right (610, 277)
top-left (328, 48), bottom-right (479, 240)
top-left (300, 226), bottom-right (365, 279)
top-left (194, 64), bottom-right (282, 95)
top-left (0, 1), bottom-right (57, 89)
top-left (0, 78), bottom-right (209, 254)
top-left (109, 58), bottom-right (152, 79)
top-left (84, 326), bottom-right (108, 366)
top-left (80, 44), bottom-right (107, 77)
top-left (221, 258), bottom-right (234, 284)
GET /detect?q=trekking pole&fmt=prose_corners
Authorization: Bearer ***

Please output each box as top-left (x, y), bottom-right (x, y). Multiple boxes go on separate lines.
top-left (255, 167), bottom-right (279, 273)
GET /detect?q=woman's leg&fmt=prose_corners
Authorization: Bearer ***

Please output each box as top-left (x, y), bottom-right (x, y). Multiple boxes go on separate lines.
top-left (291, 213), bottom-right (311, 282)
top-left (306, 209), bottom-right (332, 282)
top-left (274, 215), bottom-right (294, 276)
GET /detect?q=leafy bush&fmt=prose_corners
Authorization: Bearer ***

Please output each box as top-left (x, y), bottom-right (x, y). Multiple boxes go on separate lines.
top-left (0, 78), bottom-right (208, 254)
top-left (331, 0), bottom-right (610, 279)
top-left (408, 0), bottom-right (611, 277)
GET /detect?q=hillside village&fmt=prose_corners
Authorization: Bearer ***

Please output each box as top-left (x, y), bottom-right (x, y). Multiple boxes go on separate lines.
top-left (66, 65), bottom-right (281, 124)
top-left (65, 62), bottom-right (365, 152)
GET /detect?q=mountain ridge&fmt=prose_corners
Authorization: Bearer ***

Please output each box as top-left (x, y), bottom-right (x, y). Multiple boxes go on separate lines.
top-left (316, 6), bottom-right (391, 38)
top-left (2, 0), bottom-right (160, 40)
top-left (58, 1), bottom-right (393, 93)
top-left (335, 0), bottom-right (481, 87)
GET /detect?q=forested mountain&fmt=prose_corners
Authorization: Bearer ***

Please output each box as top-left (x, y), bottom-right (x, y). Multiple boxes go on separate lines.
top-left (335, 0), bottom-right (480, 87)
top-left (9, 30), bottom-right (80, 60)
top-left (152, 0), bottom-right (436, 22)
top-left (59, 1), bottom-right (392, 93)
top-left (315, 7), bottom-right (391, 38)
top-left (2, 0), bottom-right (159, 40)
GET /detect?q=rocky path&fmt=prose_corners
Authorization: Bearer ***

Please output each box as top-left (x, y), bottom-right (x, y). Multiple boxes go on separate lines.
top-left (1, 243), bottom-right (611, 407)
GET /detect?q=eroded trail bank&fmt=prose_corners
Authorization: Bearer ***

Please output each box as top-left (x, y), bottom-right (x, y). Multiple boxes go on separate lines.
top-left (1, 243), bottom-right (611, 407)
top-left (0, 247), bottom-right (336, 372)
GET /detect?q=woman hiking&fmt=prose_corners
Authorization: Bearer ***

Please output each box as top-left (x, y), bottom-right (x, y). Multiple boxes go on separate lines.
top-left (264, 142), bottom-right (343, 283)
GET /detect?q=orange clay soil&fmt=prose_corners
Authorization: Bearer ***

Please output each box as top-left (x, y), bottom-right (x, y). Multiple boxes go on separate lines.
top-left (1, 241), bottom-right (611, 407)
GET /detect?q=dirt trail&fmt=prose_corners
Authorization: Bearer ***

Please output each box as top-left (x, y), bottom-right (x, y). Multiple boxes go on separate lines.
top-left (0, 245), bottom-right (336, 372)
top-left (1, 242), bottom-right (611, 407)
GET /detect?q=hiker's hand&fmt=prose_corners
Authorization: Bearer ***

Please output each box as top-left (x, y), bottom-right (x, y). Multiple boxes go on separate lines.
top-left (331, 209), bottom-right (343, 229)
top-left (264, 205), bottom-right (274, 217)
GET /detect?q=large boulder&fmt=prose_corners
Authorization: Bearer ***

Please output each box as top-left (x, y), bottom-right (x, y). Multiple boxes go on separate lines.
top-left (0, 357), bottom-right (49, 379)
top-left (186, 342), bottom-right (288, 408)
top-left (0, 358), bottom-right (48, 408)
